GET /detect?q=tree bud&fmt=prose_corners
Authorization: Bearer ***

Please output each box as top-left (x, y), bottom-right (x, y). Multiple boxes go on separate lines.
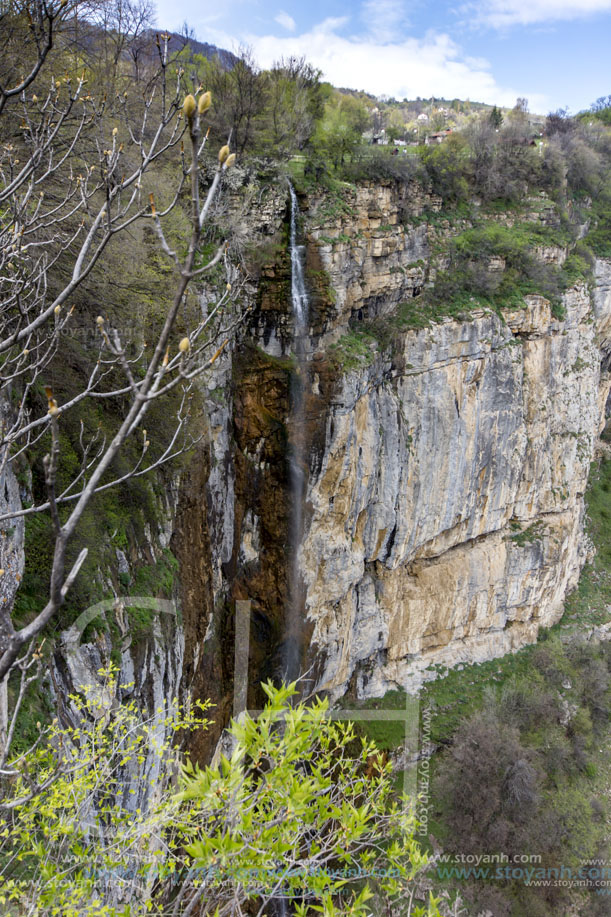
top-left (183, 94), bottom-right (196, 120)
top-left (225, 153), bottom-right (236, 169)
top-left (218, 145), bottom-right (230, 164)
top-left (198, 91), bottom-right (211, 114)
top-left (179, 337), bottom-right (190, 353)
top-left (96, 315), bottom-right (104, 326)
top-left (54, 305), bottom-right (61, 315)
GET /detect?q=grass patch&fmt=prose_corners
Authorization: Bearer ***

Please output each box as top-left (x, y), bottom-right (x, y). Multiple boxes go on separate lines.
top-left (329, 328), bottom-right (379, 371)
top-left (336, 689), bottom-right (412, 752)
top-left (561, 457), bottom-right (611, 629)
top-left (583, 196), bottom-right (611, 257)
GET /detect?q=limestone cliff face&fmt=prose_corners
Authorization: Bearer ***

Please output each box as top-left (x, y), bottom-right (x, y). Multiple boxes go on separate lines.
top-left (303, 290), bottom-right (610, 697)
top-left (174, 177), bottom-right (611, 716)
top-left (91, 169), bottom-right (605, 755)
top-left (297, 183), bottom-right (611, 698)
top-left (14, 172), bottom-right (608, 762)
top-left (302, 181), bottom-right (439, 337)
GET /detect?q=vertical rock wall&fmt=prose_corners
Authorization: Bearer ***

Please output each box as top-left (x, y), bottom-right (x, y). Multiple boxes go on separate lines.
top-left (295, 181), bottom-right (611, 698)
top-left (175, 178), bottom-right (611, 723)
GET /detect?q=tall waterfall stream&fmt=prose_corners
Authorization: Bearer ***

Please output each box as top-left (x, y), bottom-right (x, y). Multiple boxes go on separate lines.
top-left (282, 182), bottom-right (309, 688)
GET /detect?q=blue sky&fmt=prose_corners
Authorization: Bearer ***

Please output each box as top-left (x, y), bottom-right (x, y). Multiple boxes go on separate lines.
top-left (153, 0), bottom-right (610, 113)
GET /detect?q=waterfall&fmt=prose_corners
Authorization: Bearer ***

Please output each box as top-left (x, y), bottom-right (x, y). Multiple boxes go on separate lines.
top-left (289, 183), bottom-right (308, 332)
top-left (283, 183), bottom-right (309, 686)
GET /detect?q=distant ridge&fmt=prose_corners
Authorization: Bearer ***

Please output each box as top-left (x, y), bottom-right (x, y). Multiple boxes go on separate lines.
top-left (160, 31), bottom-right (237, 70)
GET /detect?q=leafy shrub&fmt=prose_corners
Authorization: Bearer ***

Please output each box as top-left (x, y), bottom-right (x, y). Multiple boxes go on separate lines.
top-left (428, 220), bottom-right (571, 316)
top-left (0, 676), bottom-right (440, 917)
top-left (419, 134), bottom-right (470, 203)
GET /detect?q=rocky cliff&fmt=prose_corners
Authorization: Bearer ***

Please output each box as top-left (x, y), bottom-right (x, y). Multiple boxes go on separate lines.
top-left (303, 290), bottom-right (609, 699)
top-left (292, 182), bottom-right (611, 699)
top-left (40, 174), bottom-right (611, 759)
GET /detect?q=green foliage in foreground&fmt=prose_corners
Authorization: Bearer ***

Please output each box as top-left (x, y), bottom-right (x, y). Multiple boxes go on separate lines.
top-left (0, 672), bottom-right (440, 917)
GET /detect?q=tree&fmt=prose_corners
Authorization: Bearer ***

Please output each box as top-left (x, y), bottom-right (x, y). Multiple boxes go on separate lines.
top-left (190, 45), bottom-right (267, 155)
top-left (488, 105), bottom-right (503, 130)
top-left (590, 95), bottom-right (611, 113)
top-left (386, 108), bottom-right (406, 143)
top-left (0, 674), bottom-right (442, 917)
top-left (513, 97), bottom-right (529, 115)
top-left (0, 1), bottom-right (243, 754)
top-left (420, 132), bottom-right (470, 202)
top-left (0, 662), bottom-right (213, 914)
top-left (436, 708), bottom-right (540, 856)
top-left (264, 56), bottom-right (323, 155)
top-left (546, 107), bottom-right (574, 135)
top-left (587, 96), bottom-right (611, 127)
top-left (311, 94), bottom-right (370, 168)
top-left (82, 0), bottom-right (157, 87)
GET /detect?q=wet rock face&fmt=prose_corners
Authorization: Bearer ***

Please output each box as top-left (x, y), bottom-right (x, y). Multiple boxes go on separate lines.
top-left (231, 346), bottom-right (294, 695)
top-left (300, 272), bottom-right (611, 700)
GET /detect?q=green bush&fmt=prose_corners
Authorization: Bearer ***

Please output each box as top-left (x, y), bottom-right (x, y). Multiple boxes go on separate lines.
top-left (0, 677), bottom-right (440, 917)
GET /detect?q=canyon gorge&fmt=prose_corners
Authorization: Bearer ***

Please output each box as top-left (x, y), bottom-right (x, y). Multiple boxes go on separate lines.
top-left (38, 171), bottom-right (611, 764)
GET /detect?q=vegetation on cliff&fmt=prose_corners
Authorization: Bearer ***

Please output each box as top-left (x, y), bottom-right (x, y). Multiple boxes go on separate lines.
top-left (344, 456), bottom-right (611, 917)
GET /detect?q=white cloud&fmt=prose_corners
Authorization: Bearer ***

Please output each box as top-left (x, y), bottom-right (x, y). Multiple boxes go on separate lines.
top-left (207, 18), bottom-right (540, 107)
top-left (361, 0), bottom-right (409, 42)
top-left (468, 0), bottom-right (611, 27)
top-left (275, 10), bottom-right (296, 32)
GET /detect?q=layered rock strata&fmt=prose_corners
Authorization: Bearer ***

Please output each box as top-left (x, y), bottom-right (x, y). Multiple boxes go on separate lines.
top-left (301, 281), bottom-right (611, 698)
